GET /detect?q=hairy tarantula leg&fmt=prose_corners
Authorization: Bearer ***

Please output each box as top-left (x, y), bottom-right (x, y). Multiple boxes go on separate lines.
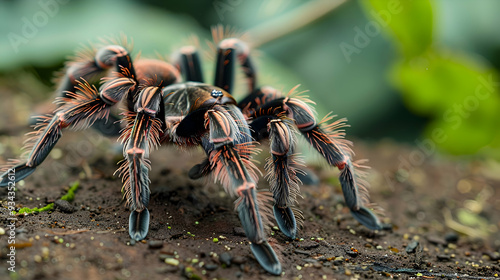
top-left (187, 104), bottom-right (252, 180)
top-left (212, 145), bottom-right (281, 275)
top-left (187, 158), bottom-right (211, 179)
top-left (266, 118), bottom-right (303, 239)
top-left (282, 98), bottom-right (382, 230)
top-left (118, 86), bottom-right (163, 241)
top-left (56, 45), bottom-right (137, 136)
top-left (238, 86), bottom-right (281, 116)
top-left (0, 82), bottom-right (116, 187)
top-left (58, 45), bottom-right (136, 98)
top-left (248, 95), bottom-right (382, 230)
top-left (239, 87), bottom-right (320, 187)
top-left (173, 46), bottom-right (204, 83)
top-left (203, 106), bottom-right (281, 275)
top-left (214, 38), bottom-right (256, 94)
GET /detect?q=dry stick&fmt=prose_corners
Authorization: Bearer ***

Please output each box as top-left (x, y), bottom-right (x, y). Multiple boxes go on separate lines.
top-left (45, 229), bottom-right (90, 235)
top-left (247, 0), bottom-right (348, 48)
top-left (443, 208), bottom-right (488, 239)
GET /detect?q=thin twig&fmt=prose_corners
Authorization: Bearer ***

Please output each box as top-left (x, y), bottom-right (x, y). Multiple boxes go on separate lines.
top-left (247, 0), bottom-right (348, 48)
top-left (96, 228), bottom-right (126, 234)
top-left (45, 229), bottom-right (90, 235)
top-left (443, 208), bottom-right (488, 239)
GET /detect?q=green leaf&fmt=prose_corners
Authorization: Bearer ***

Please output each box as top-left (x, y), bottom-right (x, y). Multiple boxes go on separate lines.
top-left (392, 50), bottom-right (500, 154)
top-left (362, 0), bottom-right (433, 57)
top-left (457, 208), bottom-right (491, 235)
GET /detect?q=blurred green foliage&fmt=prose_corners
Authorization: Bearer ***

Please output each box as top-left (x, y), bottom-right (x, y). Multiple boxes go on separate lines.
top-left (363, 0), bottom-right (500, 155)
top-left (366, 0), bottom-right (433, 57)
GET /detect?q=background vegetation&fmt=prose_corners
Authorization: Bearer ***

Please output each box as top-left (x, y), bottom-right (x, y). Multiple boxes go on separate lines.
top-left (1, 0), bottom-right (500, 157)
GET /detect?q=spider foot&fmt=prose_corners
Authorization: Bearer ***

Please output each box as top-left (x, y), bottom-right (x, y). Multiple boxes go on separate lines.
top-left (187, 158), bottom-right (211, 179)
top-left (0, 163), bottom-right (36, 187)
top-left (129, 208), bottom-right (150, 241)
top-left (350, 206), bottom-right (382, 230)
top-left (273, 205), bottom-right (297, 239)
top-left (250, 241), bottom-right (282, 276)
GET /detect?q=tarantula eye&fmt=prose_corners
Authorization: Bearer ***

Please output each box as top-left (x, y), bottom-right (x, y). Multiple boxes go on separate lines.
top-left (211, 89), bottom-right (223, 98)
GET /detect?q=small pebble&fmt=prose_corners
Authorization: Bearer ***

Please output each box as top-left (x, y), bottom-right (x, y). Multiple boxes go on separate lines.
top-left (382, 223), bottom-right (393, 231)
top-left (294, 249), bottom-right (310, 256)
top-left (406, 240), bottom-right (419, 254)
top-left (155, 266), bottom-right (178, 273)
top-left (233, 227), bottom-right (246, 237)
top-left (160, 247), bottom-right (176, 256)
top-left (484, 252), bottom-right (500, 261)
top-left (436, 255), bottom-right (451, 261)
top-left (165, 258), bottom-right (179, 266)
top-left (34, 255), bottom-right (42, 263)
top-left (303, 258), bottom-right (319, 264)
top-left (333, 257), bottom-right (344, 266)
top-left (219, 252), bottom-right (232, 266)
top-left (346, 250), bottom-right (359, 257)
top-left (240, 264), bottom-right (250, 273)
top-left (148, 240), bottom-right (163, 249)
top-left (204, 264), bottom-right (218, 271)
top-left (231, 256), bottom-right (246, 265)
top-left (299, 241), bottom-right (319, 250)
top-left (41, 247), bottom-right (49, 258)
top-left (0, 227), bottom-right (5, 235)
top-left (427, 236), bottom-right (446, 245)
top-left (445, 232), bottom-right (459, 244)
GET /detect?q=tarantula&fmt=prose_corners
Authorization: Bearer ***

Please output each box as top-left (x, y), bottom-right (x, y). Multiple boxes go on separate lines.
top-left (0, 29), bottom-right (381, 275)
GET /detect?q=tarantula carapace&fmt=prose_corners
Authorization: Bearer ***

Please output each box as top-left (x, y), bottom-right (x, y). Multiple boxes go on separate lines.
top-left (0, 30), bottom-right (381, 275)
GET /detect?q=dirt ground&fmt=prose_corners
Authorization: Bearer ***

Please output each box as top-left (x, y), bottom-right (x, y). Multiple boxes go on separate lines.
top-left (1, 82), bottom-right (500, 280)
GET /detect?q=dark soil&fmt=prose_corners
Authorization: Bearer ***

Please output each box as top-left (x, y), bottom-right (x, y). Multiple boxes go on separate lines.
top-left (1, 84), bottom-right (500, 280)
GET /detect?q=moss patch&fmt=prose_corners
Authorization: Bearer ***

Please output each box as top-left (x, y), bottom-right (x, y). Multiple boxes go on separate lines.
top-left (16, 181), bottom-right (79, 215)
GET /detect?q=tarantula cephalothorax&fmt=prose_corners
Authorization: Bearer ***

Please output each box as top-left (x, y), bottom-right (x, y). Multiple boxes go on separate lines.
top-left (0, 29), bottom-right (382, 275)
